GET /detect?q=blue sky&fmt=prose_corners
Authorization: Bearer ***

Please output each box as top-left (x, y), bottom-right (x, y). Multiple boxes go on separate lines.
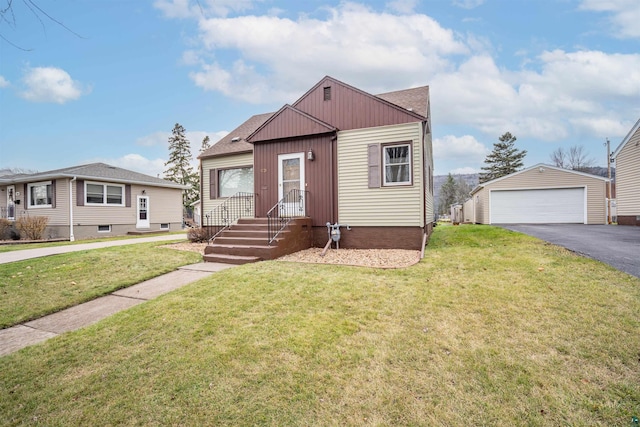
top-left (1, 0), bottom-right (639, 176)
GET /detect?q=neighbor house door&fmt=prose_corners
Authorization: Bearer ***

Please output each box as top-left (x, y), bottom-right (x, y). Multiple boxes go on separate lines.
top-left (136, 195), bottom-right (150, 228)
top-left (6, 185), bottom-right (15, 220)
top-left (278, 152), bottom-right (305, 216)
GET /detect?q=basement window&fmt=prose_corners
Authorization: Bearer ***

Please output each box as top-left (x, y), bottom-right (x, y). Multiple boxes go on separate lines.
top-left (97, 225), bottom-right (111, 232)
top-left (160, 223), bottom-right (169, 230)
top-left (323, 86), bottom-right (331, 101)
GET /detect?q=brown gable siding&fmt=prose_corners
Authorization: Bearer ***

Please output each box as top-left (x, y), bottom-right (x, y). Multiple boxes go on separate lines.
top-left (292, 77), bottom-right (424, 131)
top-left (248, 105), bottom-right (336, 143)
top-left (253, 134), bottom-right (336, 227)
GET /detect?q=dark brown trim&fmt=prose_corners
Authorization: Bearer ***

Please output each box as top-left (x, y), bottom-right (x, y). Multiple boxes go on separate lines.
top-left (76, 180), bottom-right (84, 206)
top-left (51, 179), bottom-right (56, 209)
top-left (125, 185), bottom-right (131, 208)
top-left (381, 140), bottom-right (414, 187)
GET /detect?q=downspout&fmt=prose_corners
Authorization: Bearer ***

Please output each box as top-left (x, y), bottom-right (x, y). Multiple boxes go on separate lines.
top-left (69, 176), bottom-right (76, 241)
top-left (330, 134), bottom-right (337, 224)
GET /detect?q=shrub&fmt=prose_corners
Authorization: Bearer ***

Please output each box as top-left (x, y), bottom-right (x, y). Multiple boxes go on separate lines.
top-left (0, 218), bottom-right (14, 240)
top-left (188, 227), bottom-right (210, 243)
top-left (15, 216), bottom-right (49, 240)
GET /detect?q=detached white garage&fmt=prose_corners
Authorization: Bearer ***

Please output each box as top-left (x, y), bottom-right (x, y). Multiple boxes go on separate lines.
top-left (490, 187), bottom-right (585, 224)
top-left (467, 164), bottom-right (608, 225)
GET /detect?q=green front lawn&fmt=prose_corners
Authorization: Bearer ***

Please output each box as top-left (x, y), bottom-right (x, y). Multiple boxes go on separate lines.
top-left (0, 242), bottom-right (202, 328)
top-left (1, 225), bottom-right (639, 425)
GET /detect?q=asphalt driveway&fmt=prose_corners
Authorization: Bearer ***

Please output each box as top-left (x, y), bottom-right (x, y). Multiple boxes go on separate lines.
top-left (498, 224), bottom-right (640, 279)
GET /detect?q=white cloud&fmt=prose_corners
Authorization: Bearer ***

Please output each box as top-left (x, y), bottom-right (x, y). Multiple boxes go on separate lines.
top-left (580, 0), bottom-right (640, 39)
top-left (20, 66), bottom-right (88, 104)
top-left (452, 0), bottom-right (485, 9)
top-left (433, 135), bottom-right (488, 163)
top-left (450, 166), bottom-right (480, 174)
top-left (99, 154), bottom-right (167, 178)
top-left (154, 0), bottom-right (258, 19)
top-left (136, 129), bottom-right (229, 149)
top-left (386, 0), bottom-right (418, 14)
top-left (188, 2), bottom-right (468, 103)
top-left (0, 76), bottom-right (9, 88)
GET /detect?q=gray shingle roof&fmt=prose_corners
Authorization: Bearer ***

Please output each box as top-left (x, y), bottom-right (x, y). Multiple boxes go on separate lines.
top-left (198, 112), bottom-right (274, 160)
top-left (0, 163), bottom-right (187, 188)
top-left (376, 86), bottom-right (430, 118)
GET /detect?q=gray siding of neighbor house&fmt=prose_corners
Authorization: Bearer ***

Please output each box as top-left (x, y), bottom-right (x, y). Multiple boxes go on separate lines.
top-left (3, 178), bottom-right (183, 239)
top-left (473, 167), bottom-right (607, 225)
top-left (616, 126), bottom-right (640, 222)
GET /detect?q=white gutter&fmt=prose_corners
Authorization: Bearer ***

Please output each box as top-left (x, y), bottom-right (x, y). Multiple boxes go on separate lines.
top-left (69, 177), bottom-right (76, 241)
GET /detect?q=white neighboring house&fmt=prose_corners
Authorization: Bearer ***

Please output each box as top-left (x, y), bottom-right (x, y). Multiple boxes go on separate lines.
top-left (0, 163), bottom-right (187, 240)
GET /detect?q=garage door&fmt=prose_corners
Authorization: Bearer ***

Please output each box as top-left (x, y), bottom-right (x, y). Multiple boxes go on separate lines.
top-left (490, 188), bottom-right (585, 224)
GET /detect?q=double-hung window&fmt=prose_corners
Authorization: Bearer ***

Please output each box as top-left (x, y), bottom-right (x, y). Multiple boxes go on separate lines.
top-left (383, 143), bottom-right (412, 186)
top-left (86, 182), bottom-right (124, 206)
top-left (28, 181), bottom-right (53, 207)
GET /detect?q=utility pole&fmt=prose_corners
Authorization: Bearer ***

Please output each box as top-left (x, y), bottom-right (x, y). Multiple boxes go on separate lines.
top-left (606, 138), bottom-right (612, 224)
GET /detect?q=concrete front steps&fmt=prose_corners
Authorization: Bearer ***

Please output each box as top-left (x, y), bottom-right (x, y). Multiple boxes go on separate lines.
top-left (203, 217), bottom-right (312, 265)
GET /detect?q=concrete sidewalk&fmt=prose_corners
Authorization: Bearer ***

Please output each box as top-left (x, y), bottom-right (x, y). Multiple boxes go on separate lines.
top-left (0, 262), bottom-right (233, 356)
top-left (0, 233), bottom-right (188, 264)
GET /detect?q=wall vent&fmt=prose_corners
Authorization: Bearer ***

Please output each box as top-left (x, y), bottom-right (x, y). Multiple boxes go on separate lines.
top-left (231, 137), bottom-right (241, 142)
top-left (323, 86), bottom-right (331, 101)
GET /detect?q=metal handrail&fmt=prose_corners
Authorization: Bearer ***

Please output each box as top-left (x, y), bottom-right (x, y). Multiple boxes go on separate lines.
top-left (204, 192), bottom-right (256, 243)
top-left (266, 189), bottom-right (309, 245)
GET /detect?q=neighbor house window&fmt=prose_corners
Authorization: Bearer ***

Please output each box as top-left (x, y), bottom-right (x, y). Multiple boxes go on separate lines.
top-left (383, 143), bottom-right (412, 186)
top-left (86, 182), bottom-right (124, 206)
top-left (218, 167), bottom-right (253, 198)
top-left (28, 181), bottom-right (53, 207)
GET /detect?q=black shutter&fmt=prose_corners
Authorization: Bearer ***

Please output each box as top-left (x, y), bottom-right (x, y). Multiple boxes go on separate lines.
top-left (125, 185), bottom-right (131, 207)
top-left (51, 180), bottom-right (56, 209)
top-left (23, 184), bottom-right (28, 209)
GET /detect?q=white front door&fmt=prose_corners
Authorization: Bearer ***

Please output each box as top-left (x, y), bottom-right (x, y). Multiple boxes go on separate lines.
top-left (136, 196), bottom-right (150, 228)
top-left (278, 152), bottom-right (305, 217)
top-left (6, 185), bottom-right (15, 220)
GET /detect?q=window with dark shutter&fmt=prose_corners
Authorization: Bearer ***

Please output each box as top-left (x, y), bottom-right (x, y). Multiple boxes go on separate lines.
top-left (368, 144), bottom-right (380, 188)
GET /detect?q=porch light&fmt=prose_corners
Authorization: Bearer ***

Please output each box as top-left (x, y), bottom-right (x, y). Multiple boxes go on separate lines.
top-left (307, 148), bottom-right (315, 161)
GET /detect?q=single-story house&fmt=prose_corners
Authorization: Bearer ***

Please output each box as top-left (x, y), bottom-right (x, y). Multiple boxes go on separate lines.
top-left (198, 76), bottom-right (434, 260)
top-left (611, 117), bottom-right (640, 226)
top-left (466, 163), bottom-right (609, 224)
top-left (0, 163), bottom-right (187, 240)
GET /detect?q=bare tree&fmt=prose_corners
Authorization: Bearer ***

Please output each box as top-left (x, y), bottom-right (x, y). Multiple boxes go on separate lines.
top-left (549, 145), bottom-right (594, 171)
top-left (1, 0), bottom-right (84, 50)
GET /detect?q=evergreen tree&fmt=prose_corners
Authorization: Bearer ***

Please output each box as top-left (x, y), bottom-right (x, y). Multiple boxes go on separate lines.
top-left (438, 174), bottom-right (474, 215)
top-left (200, 135), bottom-right (211, 154)
top-left (164, 123), bottom-right (198, 209)
top-left (479, 132), bottom-right (526, 183)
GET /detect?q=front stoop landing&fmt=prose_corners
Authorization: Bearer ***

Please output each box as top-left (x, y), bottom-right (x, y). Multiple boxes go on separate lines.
top-left (203, 217), bottom-right (313, 265)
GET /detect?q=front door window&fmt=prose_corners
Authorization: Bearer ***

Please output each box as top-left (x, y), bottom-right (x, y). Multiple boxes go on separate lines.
top-left (136, 196), bottom-right (150, 228)
top-left (278, 153), bottom-right (305, 217)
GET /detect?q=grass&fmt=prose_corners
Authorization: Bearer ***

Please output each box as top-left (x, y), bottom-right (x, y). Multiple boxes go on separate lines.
top-left (0, 231), bottom-right (187, 253)
top-left (0, 242), bottom-right (202, 328)
top-left (1, 225), bottom-right (639, 425)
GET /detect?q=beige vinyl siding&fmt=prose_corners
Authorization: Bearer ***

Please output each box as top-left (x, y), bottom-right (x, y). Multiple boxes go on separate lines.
top-left (474, 167), bottom-right (606, 224)
top-left (616, 127), bottom-right (640, 216)
top-left (424, 131), bottom-right (435, 223)
top-left (74, 184), bottom-right (182, 226)
top-left (463, 198), bottom-right (474, 223)
top-left (24, 178), bottom-right (70, 226)
top-left (201, 153), bottom-right (254, 215)
top-left (338, 122), bottom-right (423, 226)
